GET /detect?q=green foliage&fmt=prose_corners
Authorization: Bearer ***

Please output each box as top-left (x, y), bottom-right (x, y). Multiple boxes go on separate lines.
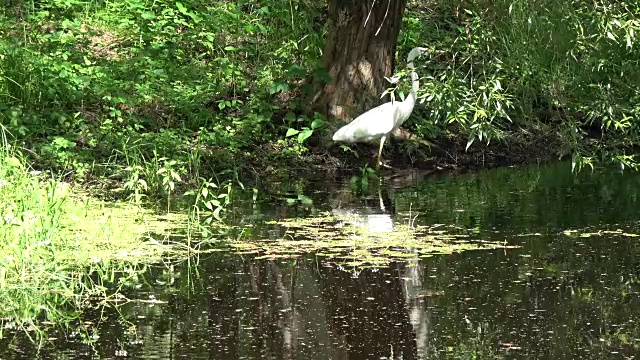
top-left (285, 112), bottom-right (326, 144)
top-left (0, 0), bottom-right (326, 203)
top-left (349, 165), bottom-right (378, 192)
top-left (403, 0), bottom-right (640, 168)
top-left (184, 175), bottom-right (234, 223)
top-left (0, 0), bottom-right (638, 205)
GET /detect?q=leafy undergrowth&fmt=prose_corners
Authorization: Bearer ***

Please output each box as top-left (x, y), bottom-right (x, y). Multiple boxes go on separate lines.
top-left (0, 0), bottom-right (328, 200)
top-left (228, 212), bottom-right (518, 268)
top-left (2, 0), bottom-right (638, 206)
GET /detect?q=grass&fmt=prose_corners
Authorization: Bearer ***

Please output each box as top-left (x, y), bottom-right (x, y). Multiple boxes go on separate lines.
top-left (0, 136), bottom-right (195, 338)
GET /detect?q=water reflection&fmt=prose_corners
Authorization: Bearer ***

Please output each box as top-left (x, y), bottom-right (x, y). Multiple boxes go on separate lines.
top-left (102, 257), bottom-right (431, 359)
top-left (23, 237), bottom-right (635, 360)
top-left (3, 162), bottom-right (640, 359)
top-left (331, 185), bottom-right (395, 233)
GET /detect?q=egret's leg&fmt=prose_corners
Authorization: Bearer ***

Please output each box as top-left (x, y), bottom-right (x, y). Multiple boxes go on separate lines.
top-left (377, 135), bottom-right (386, 167)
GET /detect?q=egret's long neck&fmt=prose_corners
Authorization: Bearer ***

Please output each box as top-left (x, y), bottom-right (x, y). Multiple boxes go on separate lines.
top-left (406, 60), bottom-right (419, 104)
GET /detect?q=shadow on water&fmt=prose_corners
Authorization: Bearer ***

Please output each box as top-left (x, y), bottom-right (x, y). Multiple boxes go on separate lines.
top-left (3, 161), bottom-right (640, 359)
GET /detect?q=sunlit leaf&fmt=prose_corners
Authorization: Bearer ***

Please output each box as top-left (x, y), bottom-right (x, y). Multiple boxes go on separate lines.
top-left (4, 156), bottom-right (23, 169)
top-left (297, 129), bottom-right (313, 143)
top-left (466, 137), bottom-right (475, 151)
top-left (297, 194), bottom-right (313, 205)
top-left (311, 118), bottom-right (325, 130)
top-left (141, 11), bottom-right (155, 20)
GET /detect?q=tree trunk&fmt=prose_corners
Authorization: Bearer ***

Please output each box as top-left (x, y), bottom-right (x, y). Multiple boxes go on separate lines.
top-left (314, 0), bottom-right (407, 124)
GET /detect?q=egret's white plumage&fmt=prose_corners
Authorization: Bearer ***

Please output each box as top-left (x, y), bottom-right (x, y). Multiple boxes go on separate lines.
top-left (333, 47), bottom-right (427, 166)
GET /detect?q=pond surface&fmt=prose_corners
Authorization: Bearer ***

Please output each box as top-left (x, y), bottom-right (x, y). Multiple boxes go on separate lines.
top-left (4, 162), bottom-right (640, 359)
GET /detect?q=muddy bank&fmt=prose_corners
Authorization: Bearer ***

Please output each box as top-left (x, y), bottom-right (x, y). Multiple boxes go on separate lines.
top-left (238, 124), bottom-right (562, 181)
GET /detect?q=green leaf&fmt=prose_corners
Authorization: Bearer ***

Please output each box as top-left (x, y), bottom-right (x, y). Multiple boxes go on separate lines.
top-left (176, 2), bottom-right (186, 13)
top-left (141, 11), bottom-right (155, 20)
top-left (284, 112), bottom-right (296, 122)
top-left (311, 118), bottom-right (325, 130)
top-left (269, 81), bottom-right (288, 94)
top-left (466, 136), bottom-right (475, 151)
top-left (52, 136), bottom-right (75, 149)
top-left (4, 156), bottom-right (23, 169)
top-left (285, 128), bottom-right (299, 137)
top-left (361, 175), bottom-right (369, 189)
top-left (297, 194), bottom-right (313, 205)
top-left (297, 129), bottom-right (313, 143)
top-left (286, 65), bottom-right (307, 78)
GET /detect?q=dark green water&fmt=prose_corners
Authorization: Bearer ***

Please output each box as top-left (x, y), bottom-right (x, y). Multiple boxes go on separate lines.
top-left (4, 162), bottom-right (640, 359)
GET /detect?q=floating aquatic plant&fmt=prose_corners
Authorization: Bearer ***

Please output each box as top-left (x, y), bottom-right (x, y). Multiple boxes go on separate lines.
top-left (229, 212), bottom-right (519, 268)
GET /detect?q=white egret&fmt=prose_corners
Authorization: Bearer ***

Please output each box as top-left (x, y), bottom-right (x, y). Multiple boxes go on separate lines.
top-left (332, 47), bottom-right (428, 166)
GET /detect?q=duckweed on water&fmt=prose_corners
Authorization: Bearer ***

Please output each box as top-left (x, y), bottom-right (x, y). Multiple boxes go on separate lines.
top-left (230, 213), bottom-right (519, 267)
top-left (563, 228), bottom-right (640, 238)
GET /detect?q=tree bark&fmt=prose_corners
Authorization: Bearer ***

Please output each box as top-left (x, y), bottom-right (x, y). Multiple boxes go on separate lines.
top-left (314, 0), bottom-right (407, 124)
